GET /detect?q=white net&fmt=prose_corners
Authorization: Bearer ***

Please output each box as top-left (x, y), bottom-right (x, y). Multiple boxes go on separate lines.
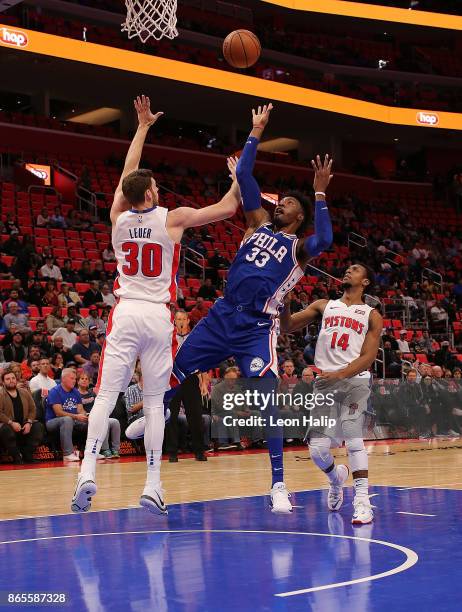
top-left (121, 0), bottom-right (178, 43)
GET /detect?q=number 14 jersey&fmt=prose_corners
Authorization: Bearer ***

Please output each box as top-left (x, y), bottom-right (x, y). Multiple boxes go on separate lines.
top-left (112, 206), bottom-right (180, 304)
top-left (314, 299), bottom-right (374, 377)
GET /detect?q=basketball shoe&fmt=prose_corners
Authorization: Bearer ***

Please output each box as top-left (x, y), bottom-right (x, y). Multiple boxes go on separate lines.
top-left (140, 484), bottom-right (168, 515)
top-left (270, 482), bottom-right (292, 513)
top-left (71, 473), bottom-right (97, 513)
top-left (352, 496), bottom-right (374, 525)
top-left (327, 464), bottom-right (349, 511)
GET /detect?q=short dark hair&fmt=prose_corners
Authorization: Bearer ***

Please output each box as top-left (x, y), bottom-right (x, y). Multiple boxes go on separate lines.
top-left (122, 169), bottom-right (154, 205)
top-left (1, 368), bottom-right (16, 383)
top-left (281, 190), bottom-right (312, 236)
top-left (355, 262), bottom-right (376, 291)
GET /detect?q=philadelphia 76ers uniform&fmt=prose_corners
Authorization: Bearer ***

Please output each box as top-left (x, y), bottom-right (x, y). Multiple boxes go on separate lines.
top-left (174, 223), bottom-right (304, 380)
top-left (308, 299), bottom-right (374, 444)
top-left (97, 205), bottom-right (180, 395)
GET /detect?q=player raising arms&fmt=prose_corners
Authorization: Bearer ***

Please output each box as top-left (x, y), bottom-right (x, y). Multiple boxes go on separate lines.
top-left (281, 263), bottom-right (383, 524)
top-left (71, 95), bottom-right (241, 515)
top-left (128, 103), bottom-right (334, 513)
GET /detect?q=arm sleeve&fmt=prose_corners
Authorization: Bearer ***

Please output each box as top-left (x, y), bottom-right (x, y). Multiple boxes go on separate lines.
top-left (303, 200), bottom-right (333, 258)
top-left (236, 136), bottom-right (262, 212)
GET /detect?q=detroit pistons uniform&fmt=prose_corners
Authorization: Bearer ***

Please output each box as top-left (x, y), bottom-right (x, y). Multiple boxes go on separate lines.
top-left (174, 222), bottom-right (304, 379)
top-left (309, 299), bottom-right (374, 444)
top-left (96, 205), bottom-right (180, 395)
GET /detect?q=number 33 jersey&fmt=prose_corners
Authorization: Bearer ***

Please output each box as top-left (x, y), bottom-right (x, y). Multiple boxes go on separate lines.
top-left (224, 223), bottom-right (304, 315)
top-left (112, 206), bottom-right (180, 304)
top-left (314, 299), bottom-right (374, 377)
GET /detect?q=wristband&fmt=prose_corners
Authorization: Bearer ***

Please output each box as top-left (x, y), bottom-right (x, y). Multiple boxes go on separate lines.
top-left (315, 192), bottom-right (326, 197)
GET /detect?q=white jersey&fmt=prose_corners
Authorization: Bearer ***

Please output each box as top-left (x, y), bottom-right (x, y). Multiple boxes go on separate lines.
top-left (112, 206), bottom-right (180, 304)
top-left (314, 299), bottom-right (374, 378)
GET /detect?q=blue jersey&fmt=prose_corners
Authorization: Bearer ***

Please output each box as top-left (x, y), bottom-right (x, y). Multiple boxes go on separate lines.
top-left (224, 223), bottom-right (304, 315)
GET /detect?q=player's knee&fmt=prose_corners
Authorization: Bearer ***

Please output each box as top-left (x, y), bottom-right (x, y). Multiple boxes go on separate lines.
top-left (345, 437), bottom-right (365, 454)
top-left (308, 436), bottom-right (332, 467)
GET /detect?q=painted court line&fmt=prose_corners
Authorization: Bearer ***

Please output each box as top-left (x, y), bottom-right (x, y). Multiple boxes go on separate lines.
top-left (396, 511), bottom-right (436, 517)
top-left (0, 528), bottom-right (418, 598)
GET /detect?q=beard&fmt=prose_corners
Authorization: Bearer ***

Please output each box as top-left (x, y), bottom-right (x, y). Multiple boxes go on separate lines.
top-left (341, 281), bottom-right (352, 290)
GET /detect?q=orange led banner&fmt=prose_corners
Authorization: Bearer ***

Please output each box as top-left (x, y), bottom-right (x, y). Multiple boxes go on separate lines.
top-left (262, 0), bottom-right (462, 30)
top-left (1, 25), bottom-right (462, 131)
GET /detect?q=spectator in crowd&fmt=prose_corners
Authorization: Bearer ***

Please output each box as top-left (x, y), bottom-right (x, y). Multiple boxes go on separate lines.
top-left (2, 290), bottom-right (28, 315)
top-left (50, 206), bottom-right (67, 229)
top-left (83, 281), bottom-right (104, 308)
top-left (208, 249), bottom-right (229, 284)
top-left (302, 325), bottom-right (318, 364)
top-left (415, 330), bottom-right (434, 354)
top-left (189, 296), bottom-right (207, 326)
top-left (397, 330), bottom-right (410, 353)
top-left (210, 367), bottom-right (244, 450)
top-left (2, 232), bottom-right (21, 257)
top-left (77, 371), bottom-right (120, 458)
top-left (58, 283), bottom-right (81, 308)
top-left (96, 331), bottom-right (105, 350)
top-left (50, 353), bottom-right (65, 381)
top-left (83, 350), bottom-right (100, 386)
top-left (101, 283), bottom-right (115, 308)
top-left (2, 330), bottom-right (28, 363)
top-left (430, 301), bottom-right (448, 332)
top-left (4, 302), bottom-right (31, 334)
top-left (42, 280), bottom-right (60, 308)
top-left (0, 255), bottom-right (14, 280)
top-left (61, 259), bottom-right (79, 284)
top-left (420, 374), bottom-right (442, 438)
top-left (36, 207), bottom-right (50, 227)
top-left (46, 305), bottom-right (65, 334)
top-left (383, 340), bottom-right (403, 378)
top-left (10, 363), bottom-right (29, 391)
top-left (24, 358), bottom-right (41, 382)
top-left (64, 305), bottom-right (84, 331)
top-left (27, 281), bottom-right (45, 309)
top-left (27, 330), bottom-right (51, 357)
top-left (382, 328), bottom-right (399, 350)
top-left (175, 310), bottom-right (191, 346)
top-left (434, 340), bottom-right (457, 370)
top-left (124, 371), bottom-right (144, 425)
top-left (0, 368), bottom-right (44, 463)
top-left (71, 329), bottom-right (100, 365)
top-left (197, 278), bottom-right (217, 300)
top-left (45, 367), bottom-right (88, 461)
top-left (280, 360), bottom-right (299, 391)
top-left (84, 306), bottom-right (105, 334)
top-left (102, 243), bottom-right (116, 262)
top-left (4, 213), bottom-right (18, 234)
top-left (51, 319), bottom-right (78, 351)
top-left (40, 255), bottom-right (62, 281)
top-left (50, 335), bottom-right (74, 364)
top-left (292, 367), bottom-right (315, 397)
top-left (29, 357), bottom-right (57, 395)
top-left (396, 368), bottom-right (425, 436)
top-left (79, 260), bottom-right (93, 283)
top-left (91, 260), bottom-right (107, 283)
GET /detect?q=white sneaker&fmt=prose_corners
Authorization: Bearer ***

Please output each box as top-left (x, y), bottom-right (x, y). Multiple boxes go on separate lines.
top-left (140, 484), bottom-right (168, 515)
top-left (327, 464), bottom-right (349, 511)
top-left (352, 496), bottom-right (374, 525)
top-left (270, 482), bottom-right (292, 514)
top-left (71, 473), bottom-right (97, 513)
top-left (63, 451), bottom-right (80, 462)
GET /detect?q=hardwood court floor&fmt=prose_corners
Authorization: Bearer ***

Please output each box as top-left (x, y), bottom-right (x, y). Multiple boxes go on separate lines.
top-left (0, 438), bottom-right (461, 520)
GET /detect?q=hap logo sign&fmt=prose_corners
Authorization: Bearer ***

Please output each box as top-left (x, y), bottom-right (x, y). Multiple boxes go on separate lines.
top-left (416, 111), bottom-right (439, 126)
top-left (0, 27), bottom-right (28, 48)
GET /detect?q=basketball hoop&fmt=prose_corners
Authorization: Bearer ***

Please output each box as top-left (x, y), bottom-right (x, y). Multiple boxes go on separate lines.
top-left (121, 0), bottom-right (178, 43)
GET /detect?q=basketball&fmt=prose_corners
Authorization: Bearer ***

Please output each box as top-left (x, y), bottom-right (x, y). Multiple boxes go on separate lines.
top-left (223, 30), bottom-right (261, 69)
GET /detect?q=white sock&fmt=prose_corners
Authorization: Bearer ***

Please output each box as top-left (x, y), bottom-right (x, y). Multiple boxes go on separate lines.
top-left (354, 477), bottom-right (369, 498)
top-left (143, 395), bottom-right (165, 492)
top-left (81, 389), bottom-right (119, 478)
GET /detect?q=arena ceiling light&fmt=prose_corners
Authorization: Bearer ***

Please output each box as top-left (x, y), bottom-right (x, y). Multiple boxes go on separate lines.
top-left (67, 107), bottom-right (121, 125)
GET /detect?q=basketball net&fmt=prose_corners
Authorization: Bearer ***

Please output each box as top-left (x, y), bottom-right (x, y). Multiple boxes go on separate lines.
top-left (121, 0), bottom-right (178, 43)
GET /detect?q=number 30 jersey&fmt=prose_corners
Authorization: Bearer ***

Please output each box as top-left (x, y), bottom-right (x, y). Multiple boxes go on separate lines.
top-left (224, 223), bottom-right (304, 315)
top-left (112, 206), bottom-right (180, 304)
top-left (314, 299), bottom-right (374, 377)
